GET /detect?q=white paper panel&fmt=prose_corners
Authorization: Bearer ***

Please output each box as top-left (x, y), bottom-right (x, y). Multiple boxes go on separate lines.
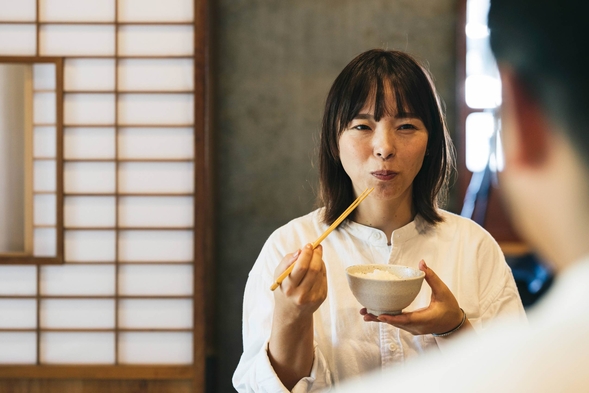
top-left (118, 127), bottom-right (193, 159)
top-left (0, 299), bottom-right (37, 328)
top-left (65, 59), bottom-right (115, 92)
top-left (118, 0), bottom-right (193, 22)
top-left (40, 25), bottom-right (115, 56)
top-left (118, 196), bottom-right (193, 227)
top-left (0, 266), bottom-right (37, 295)
top-left (64, 162), bottom-right (116, 193)
top-left (64, 94), bottom-right (116, 125)
top-left (34, 194), bottom-right (56, 225)
top-left (118, 299), bottom-right (192, 328)
top-left (0, 333), bottom-right (36, 364)
top-left (34, 227), bottom-right (56, 257)
top-left (41, 264), bottom-right (115, 295)
top-left (41, 299), bottom-right (115, 328)
top-left (118, 25), bottom-right (193, 56)
top-left (34, 92), bottom-right (56, 124)
top-left (118, 230), bottom-right (193, 262)
top-left (0, 25), bottom-right (36, 56)
top-left (64, 127), bottom-right (115, 159)
top-left (118, 94), bottom-right (194, 125)
top-left (34, 126), bottom-right (56, 157)
top-left (118, 162), bottom-right (194, 193)
top-left (40, 0), bottom-right (115, 22)
top-left (64, 230), bottom-right (116, 262)
top-left (0, 0), bottom-right (36, 21)
top-left (41, 332), bottom-right (115, 364)
top-left (118, 264), bottom-right (192, 295)
top-left (118, 59), bottom-right (194, 91)
top-left (34, 160), bottom-right (56, 191)
top-left (65, 196), bottom-right (116, 227)
top-left (33, 63), bottom-right (56, 90)
top-left (118, 332), bottom-right (192, 364)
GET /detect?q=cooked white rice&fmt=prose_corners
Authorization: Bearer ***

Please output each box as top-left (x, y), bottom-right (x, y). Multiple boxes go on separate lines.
top-left (359, 269), bottom-right (401, 280)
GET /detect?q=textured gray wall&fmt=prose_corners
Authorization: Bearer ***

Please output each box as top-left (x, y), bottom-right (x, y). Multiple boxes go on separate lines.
top-left (212, 1), bottom-right (458, 391)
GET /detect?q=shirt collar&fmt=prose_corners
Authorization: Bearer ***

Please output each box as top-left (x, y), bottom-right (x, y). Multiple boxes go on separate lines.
top-left (343, 214), bottom-right (431, 246)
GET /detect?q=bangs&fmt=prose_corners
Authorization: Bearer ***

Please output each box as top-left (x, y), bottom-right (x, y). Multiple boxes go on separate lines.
top-left (335, 55), bottom-right (433, 137)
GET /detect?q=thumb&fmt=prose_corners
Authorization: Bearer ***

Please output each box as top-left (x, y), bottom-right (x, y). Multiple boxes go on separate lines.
top-left (419, 259), bottom-right (450, 299)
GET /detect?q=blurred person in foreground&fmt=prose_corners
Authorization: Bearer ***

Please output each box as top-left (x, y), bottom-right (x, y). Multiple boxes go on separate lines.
top-left (335, 0), bottom-right (589, 391)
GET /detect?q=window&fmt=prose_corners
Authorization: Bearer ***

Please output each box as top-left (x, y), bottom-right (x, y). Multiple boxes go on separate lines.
top-left (458, 0), bottom-right (526, 254)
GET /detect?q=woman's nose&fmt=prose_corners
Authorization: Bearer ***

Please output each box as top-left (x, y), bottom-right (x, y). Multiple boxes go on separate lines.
top-left (373, 131), bottom-right (395, 161)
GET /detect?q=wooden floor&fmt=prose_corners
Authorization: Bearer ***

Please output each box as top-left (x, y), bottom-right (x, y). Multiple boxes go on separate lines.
top-left (0, 380), bottom-right (194, 393)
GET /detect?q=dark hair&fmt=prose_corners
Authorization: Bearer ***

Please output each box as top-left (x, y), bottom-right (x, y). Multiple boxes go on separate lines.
top-left (488, 0), bottom-right (589, 164)
top-left (319, 49), bottom-right (455, 226)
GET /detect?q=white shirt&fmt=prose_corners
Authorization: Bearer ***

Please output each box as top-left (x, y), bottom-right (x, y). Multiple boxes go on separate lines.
top-left (233, 209), bottom-right (526, 392)
top-left (335, 255), bottom-right (589, 393)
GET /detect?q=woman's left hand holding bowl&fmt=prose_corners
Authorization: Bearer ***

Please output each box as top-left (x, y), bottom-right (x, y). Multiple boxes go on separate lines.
top-left (361, 260), bottom-right (472, 337)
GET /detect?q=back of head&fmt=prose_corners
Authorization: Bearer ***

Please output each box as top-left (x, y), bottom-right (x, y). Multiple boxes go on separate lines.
top-left (488, 0), bottom-right (589, 163)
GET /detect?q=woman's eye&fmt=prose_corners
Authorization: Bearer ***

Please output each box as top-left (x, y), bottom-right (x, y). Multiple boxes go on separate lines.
top-left (398, 123), bottom-right (417, 130)
top-left (351, 124), bottom-right (371, 131)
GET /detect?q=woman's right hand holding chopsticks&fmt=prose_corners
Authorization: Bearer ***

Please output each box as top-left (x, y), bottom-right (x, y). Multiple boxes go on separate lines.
top-left (273, 243), bottom-right (328, 315)
top-left (268, 243), bottom-right (327, 390)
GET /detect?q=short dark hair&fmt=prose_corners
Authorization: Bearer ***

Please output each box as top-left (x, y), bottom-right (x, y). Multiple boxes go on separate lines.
top-left (319, 49), bottom-right (455, 226)
top-left (489, 0), bottom-right (589, 164)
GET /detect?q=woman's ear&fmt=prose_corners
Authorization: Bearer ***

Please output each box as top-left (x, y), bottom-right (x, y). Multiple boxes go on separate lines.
top-left (499, 66), bottom-right (551, 169)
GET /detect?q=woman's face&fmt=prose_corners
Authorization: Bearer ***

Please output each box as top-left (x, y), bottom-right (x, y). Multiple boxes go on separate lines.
top-left (338, 94), bottom-right (429, 203)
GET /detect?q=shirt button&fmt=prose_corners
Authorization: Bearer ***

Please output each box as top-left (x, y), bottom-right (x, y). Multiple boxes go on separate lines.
top-left (388, 343), bottom-right (397, 351)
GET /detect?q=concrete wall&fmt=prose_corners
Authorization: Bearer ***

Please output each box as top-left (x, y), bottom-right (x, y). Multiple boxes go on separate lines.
top-left (213, 1), bottom-right (459, 391)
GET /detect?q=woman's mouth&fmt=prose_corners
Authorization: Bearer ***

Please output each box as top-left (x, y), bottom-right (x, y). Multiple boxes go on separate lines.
top-left (371, 170), bottom-right (398, 181)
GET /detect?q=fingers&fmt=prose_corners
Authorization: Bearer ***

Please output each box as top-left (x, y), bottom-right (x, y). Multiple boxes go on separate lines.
top-left (283, 244), bottom-right (324, 290)
top-left (276, 249), bottom-right (301, 276)
top-left (304, 259), bottom-right (327, 303)
top-left (377, 311), bottom-right (416, 326)
top-left (361, 308), bottom-right (420, 329)
top-left (275, 245), bottom-right (327, 316)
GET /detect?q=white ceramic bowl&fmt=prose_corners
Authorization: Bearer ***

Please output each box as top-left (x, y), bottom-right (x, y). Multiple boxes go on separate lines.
top-left (346, 264), bottom-right (425, 316)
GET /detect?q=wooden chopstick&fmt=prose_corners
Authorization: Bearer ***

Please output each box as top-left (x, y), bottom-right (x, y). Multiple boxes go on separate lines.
top-left (270, 187), bottom-right (374, 291)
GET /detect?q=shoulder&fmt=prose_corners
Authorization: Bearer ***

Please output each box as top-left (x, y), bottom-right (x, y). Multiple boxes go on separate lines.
top-left (251, 208), bottom-right (326, 275)
top-left (436, 210), bottom-right (500, 246)
top-left (269, 207), bottom-right (326, 243)
top-left (427, 210), bottom-right (505, 266)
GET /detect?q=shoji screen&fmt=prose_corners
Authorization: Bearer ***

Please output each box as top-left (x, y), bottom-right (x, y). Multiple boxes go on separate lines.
top-left (0, 0), bottom-right (209, 388)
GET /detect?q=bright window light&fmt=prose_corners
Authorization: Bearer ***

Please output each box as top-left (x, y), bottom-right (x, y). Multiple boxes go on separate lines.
top-left (465, 112), bottom-right (494, 172)
top-left (465, 75), bottom-right (501, 109)
top-left (465, 0), bottom-right (505, 173)
top-left (465, 23), bottom-right (489, 39)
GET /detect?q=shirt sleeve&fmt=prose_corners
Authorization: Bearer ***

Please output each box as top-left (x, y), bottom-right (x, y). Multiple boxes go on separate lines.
top-left (479, 261), bottom-right (528, 327)
top-left (434, 226), bottom-right (527, 351)
top-left (474, 234), bottom-right (528, 329)
top-left (232, 233), bottom-right (333, 392)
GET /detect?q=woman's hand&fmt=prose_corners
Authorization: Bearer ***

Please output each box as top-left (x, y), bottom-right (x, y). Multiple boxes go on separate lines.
top-left (273, 243), bottom-right (328, 321)
top-left (361, 260), bottom-right (471, 336)
top-left (268, 244), bottom-right (327, 390)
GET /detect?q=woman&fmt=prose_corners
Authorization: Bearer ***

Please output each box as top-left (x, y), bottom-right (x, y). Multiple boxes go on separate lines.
top-left (233, 49), bottom-right (526, 392)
